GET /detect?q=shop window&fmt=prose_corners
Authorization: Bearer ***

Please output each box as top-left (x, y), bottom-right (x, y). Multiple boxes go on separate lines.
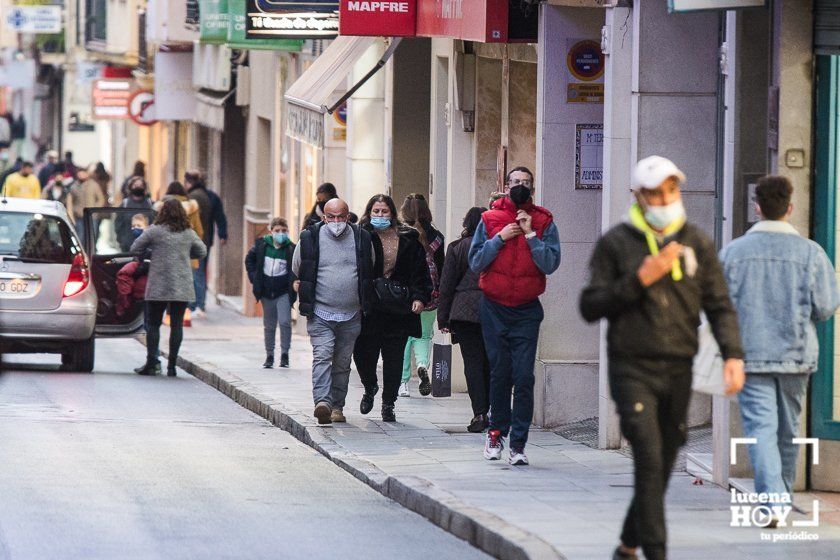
top-left (85, 0), bottom-right (107, 44)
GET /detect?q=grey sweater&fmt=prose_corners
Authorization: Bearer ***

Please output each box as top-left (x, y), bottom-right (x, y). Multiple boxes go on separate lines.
top-left (292, 226), bottom-right (361, 316)
top-left (131, 224), bottom-right (207, 302)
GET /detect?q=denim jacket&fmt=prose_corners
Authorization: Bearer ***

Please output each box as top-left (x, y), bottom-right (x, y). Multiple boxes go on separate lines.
top-left (720, 221), bottom-right (840, 373)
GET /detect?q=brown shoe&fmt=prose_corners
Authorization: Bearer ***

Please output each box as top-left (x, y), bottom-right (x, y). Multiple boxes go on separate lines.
top-left (314, 401), bottom-right (332, 424)
top-left (330, 408), bottom-right (346, 423)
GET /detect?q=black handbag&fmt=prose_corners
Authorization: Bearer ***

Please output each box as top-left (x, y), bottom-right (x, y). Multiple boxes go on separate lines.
top-left (373, 277), bottom-right (412, 315)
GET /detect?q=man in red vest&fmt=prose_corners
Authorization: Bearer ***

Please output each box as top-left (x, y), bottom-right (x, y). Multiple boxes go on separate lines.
top-left (469, 166), bottom-right (561, 466)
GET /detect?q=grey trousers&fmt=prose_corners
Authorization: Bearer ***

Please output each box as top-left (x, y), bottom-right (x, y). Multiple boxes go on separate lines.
top-left (262, 294), bottom-right (292, 355)
top-left (307, 313), bottom-right (362, 409)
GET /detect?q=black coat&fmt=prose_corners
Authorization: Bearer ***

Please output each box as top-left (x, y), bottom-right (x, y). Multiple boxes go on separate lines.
top-left (245, 237), bottom-right (298, 304)
top-left (437, 235), bottom-right (482, 328)
top-left (364, 225), bottom-right (433, 338)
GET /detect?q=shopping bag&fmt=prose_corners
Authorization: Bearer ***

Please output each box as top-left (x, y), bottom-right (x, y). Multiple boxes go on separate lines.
top-left (431, 333), bottom-right (452, 398)
top-left (692, 313), bottom-right (726, 395)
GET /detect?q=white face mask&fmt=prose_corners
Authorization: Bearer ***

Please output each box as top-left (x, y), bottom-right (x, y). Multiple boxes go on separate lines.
top-left (327, 221), bottom-right (348, 237)
top-left (51, 186), bottom-right (63, 199)
top-left (644, 200), bottom-right (686, 230)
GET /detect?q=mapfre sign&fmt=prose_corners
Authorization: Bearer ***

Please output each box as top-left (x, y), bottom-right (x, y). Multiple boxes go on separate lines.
top-left (339, 0), bottom-right (416, 36)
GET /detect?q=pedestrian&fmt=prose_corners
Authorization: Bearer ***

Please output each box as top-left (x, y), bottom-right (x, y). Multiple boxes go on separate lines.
top-left (40, 166), bottom-right (69, 204)
top-left (184, 170), bottom-right (228, 318)
top-left (63, 151), bottom-right (77, 179)
top-left (37, 150), bottom-right (59, 188)
top-left (469, 166), bottom-right (560, 466)
top-left (246, 217), bottom-right (297, 369)
top-left (131, 198), bottom-right (207, 376)
top-left (120, 160), bottom-right (146, 199)
top-left (153, 182), bottom-right (204, 270)
top-left (115, 177), bottom-right (153, 252)
top-left (0, 156), bottom-right (22, 185)
top-left (301, 182), bottom-right (358, 230)
top-left (437, 207), bottom-right (491, 433)
top-left (579, 156), bottom-right (745, 560)
top-left (1, 161), bottom-right (41, 199)
top-left (116, 214), bottom-right (151, 317)
top-left (720, 175), bottom-right (839, 524)
top-left (291, 198), bottom-right (375, 425)
top-left (92, 162), bottom-right (112, 204)
top-left (397, 193), bottom-right (444, 397)
top-left (69, 168), bottom-right (106, 244)
top-left (354, 194), bottom-right (432, 423)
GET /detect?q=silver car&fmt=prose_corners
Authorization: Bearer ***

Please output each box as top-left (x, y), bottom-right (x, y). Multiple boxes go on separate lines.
top-left (0, 198), bottom-right (154, 371)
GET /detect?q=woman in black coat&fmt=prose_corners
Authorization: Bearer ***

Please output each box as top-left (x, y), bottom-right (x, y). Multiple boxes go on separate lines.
top-left (437, 207), bottom-right (490, 433)
top-left (354, 194), bottom-right (432, 422)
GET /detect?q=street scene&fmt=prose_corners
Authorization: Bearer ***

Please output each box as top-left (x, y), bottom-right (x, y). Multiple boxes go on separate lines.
top-left (3, 0), bottom-right (840, 559)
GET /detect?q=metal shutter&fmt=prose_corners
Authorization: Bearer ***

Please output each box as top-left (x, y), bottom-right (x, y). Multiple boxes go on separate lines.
top-left (816, 0), bottom-right (840, 54)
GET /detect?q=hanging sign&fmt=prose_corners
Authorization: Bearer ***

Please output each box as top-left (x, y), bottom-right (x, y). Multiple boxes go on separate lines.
top-left (668, 0), bottom-right (765, 12)
top-left (4, 5), bottom-right (62, 34)
top-left (128, 90), bottom-right (157, 126)
top-left (246, 0), bottom-right (339, 39)
top-left (575, 124), bottom-right (603, 190)
top-left (416, 0), bottom-right (536, 43)
top-left (339, 0), bottom-right (416, 36)
top-left (92, 79), bottom-right (134, 119)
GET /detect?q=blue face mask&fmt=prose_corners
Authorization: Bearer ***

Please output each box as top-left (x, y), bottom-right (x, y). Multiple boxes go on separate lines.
top-left (370, 217), bottom-right (391, 230)
top-left (131, 228), bottom-right (144, 239)
top-left (272, 232), bottom-right (289, 245)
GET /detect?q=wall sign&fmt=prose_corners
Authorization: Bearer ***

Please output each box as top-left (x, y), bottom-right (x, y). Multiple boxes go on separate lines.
top-left (668, 0), bottom-right (765, 12)
top-left (416, 0), bottom-right (536, 43)
top-left (575, 124), bottom-right (603, 190)
top-left (567, 83), bottom-right (604, 103)
top-left (92, 79), bottom-right (133, 119)
top-left (339, 0), bottom-right (416, 36)
top-left (4, 5), bottom-right (62, 34)
top-left (567, 40), bottom-right (603, 81)
top-left (246, 0), bottom-right (339, 39)
top-left (128, 90), bottom-right (158, 126)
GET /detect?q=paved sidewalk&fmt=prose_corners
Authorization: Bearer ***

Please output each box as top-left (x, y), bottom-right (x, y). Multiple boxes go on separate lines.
top-left (150, 302), bottom-right (840, 560)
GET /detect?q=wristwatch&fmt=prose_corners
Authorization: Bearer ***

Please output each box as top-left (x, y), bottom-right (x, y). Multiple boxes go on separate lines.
top-left (525, 231), bottom-right (537, 240)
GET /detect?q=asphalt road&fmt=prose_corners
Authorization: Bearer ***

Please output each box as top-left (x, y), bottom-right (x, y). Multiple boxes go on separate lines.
top-left (0, 339), bottom-right (490, 560)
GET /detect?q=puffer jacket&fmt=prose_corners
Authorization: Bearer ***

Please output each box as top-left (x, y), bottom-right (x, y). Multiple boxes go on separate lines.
top-left (720, 220), bottom-right (840, 373)
top-left (437, 235), bottom-right (482, 328)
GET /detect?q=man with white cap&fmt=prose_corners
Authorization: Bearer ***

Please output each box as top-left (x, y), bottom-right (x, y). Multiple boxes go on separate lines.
top-left (38, 150), bottom-right (59, 188)
top-left (580, 156), bottom-right (745, 560)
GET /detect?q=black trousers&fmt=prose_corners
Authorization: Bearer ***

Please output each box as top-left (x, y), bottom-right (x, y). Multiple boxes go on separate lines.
top-left (353, 324), bottom-right (408, 406)
top-left (146, 301), bottom-right (188, 366)
top-left (451, 320), bottom-right (490, 416)
top-left (609, 358), bottom-right (693, 560)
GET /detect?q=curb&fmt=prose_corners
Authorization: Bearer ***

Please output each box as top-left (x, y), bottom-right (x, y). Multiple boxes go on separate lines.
top-left (166, 350), bottom-right (565, 560)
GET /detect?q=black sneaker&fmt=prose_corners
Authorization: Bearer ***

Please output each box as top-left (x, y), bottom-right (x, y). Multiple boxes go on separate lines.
top-left (467, 414), bottom-right (489, 433)
top-left (263, 354), bottom-right (274, 369)
top-left (381, 403), bottom-right (396, 422)
top-left (135, 362), bottom-right (160, 376)
top-left (360, 384), bottom-right (379, 415)
top-left (279, 353), bottom-right (289, 368)
top-left (612, 546), bottom-right (638, 560)
top-left (418, 366), bottom-right (431, 396)
top-left (167, 365), bottom-right (177, 377)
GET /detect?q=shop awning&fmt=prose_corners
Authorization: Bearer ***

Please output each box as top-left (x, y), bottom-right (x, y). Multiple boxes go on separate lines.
top-left (284, 36), bottom-right (400, 147)
top-left (195, 88), bottom-right (235, 131)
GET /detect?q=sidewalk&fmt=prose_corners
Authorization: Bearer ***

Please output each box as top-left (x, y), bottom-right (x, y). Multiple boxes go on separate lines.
top-left (153, 302), bottom-right (840, 560)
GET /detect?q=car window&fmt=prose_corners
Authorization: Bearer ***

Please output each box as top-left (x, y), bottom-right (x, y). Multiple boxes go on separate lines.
top-left (0, 212), bottom-right (78, 264)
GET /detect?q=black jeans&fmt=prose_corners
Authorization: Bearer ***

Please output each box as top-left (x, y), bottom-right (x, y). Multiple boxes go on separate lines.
top-left (353, 324), bottom-right (408, 406)
top-left (146, 301), bottom-right (188, 366)
top-left (609, 358), bottom-right (693, 560)
top-left (451, 320), bottom-right (490, 416)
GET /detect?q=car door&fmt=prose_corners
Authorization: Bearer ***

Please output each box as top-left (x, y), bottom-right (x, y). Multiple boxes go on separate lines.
top-left (84, 206), bottom-right (156, 336)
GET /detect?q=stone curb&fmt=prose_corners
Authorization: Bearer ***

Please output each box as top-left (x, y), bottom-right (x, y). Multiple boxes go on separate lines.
top-left (164, 348), bottom-right (565, 560)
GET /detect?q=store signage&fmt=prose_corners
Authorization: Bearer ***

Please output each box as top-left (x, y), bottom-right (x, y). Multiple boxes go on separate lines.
top-left (668, 0), bottom-right (765, 11)
top-left (416, 0), bottom-right (536, 43)
top-left (575, 124), bottom-right (603, 190)
top-left (4, 5), bottom-right (61, 34)
top-left (92, 79), bottom-right (133, 119)
top-left (246, 0), bottom-right (339, 39)
top-left (339, 0), bottom-right (416, 36)
top-left (225, 0), bottom-right (304, 49)
top-left (128, 90), bottom-right (158, 126)
top-left (288, 104), bottom-right (324, 147)
top-left (200, 0), bottom-right (230, 43)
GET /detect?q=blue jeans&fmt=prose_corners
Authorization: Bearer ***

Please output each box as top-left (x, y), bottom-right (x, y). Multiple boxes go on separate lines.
top-left (738, 373), bottom-right (810, 503)
top-left (480, 297), bottom-right (543, 450)
top-left (190, 256), bottom-right (208, 311)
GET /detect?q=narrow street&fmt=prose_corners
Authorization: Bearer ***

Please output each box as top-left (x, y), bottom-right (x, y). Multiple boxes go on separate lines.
top-left (0, 340), bottom-right (489, 560)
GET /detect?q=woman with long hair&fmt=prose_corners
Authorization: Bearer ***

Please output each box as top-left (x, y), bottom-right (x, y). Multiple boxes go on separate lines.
top-left (437, 207), bottom-right (491, 432)
top-left (131, 198), bottom-right (207, 376)
top-left (354, 194), bottom-right (432, 422)
top-left (153, 181), bottom-right (204, 268)
top-left (398, 193), bottom-right (445, 397)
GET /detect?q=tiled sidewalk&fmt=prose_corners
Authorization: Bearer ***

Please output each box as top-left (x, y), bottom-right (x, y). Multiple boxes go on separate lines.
top-left (152, 302), bottom-right (840, 560)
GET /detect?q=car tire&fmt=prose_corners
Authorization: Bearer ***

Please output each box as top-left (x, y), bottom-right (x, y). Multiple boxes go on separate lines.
top-left (66, 337), bottom-right (95, 372)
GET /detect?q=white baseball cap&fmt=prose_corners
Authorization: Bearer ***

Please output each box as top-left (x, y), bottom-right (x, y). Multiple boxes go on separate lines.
top-left (632, 156), bottom-right (686, 190)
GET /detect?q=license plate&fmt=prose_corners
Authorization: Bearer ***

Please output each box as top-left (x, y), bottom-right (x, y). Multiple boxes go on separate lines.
top-left (0, 278), bottom-right (37, 298)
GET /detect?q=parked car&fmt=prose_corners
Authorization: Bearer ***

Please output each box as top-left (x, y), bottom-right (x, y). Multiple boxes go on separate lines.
top-left (0, 197), bottom-right (154, 371)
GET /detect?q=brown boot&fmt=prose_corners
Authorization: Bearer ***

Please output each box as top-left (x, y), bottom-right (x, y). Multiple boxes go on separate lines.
top-left (314, 401), bottom-right (332, 424)
top-left (330, 408), bottom-right (346, 423)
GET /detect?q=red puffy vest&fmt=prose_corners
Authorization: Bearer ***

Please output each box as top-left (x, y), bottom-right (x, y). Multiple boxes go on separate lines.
top-left (479, 197), bottom-right (554, 307)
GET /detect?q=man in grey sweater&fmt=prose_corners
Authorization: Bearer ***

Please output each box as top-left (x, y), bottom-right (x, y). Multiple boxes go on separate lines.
top-left (292, 199), bottom-right (376, 424)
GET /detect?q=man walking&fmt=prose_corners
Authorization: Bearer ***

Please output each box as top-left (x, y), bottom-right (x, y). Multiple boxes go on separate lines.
top-left (1, 161), bottom-right (40, 199)
top-left (292, 199), bottom-right (375, 425)
top-left (580, 156), bottom-right (745, 560)
top-left (469, 166), bottom-right (561, 466)
top-left (721, 175), bottom-right (839, 520)
top-left (185, 170), bottom-right (228, 318)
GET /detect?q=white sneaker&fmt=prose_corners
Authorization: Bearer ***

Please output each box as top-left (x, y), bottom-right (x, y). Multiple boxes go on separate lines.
top-left (194, 309), bottom-right (207, 319)
top-left (398, 382), bottom-right (410, 397)
top-left (509, 448), bottom-right (529, 466)
top-left (483, 429), bottom-right (504, 461)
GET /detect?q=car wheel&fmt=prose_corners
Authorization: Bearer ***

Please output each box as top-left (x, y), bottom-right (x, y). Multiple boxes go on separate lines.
top-left (67, 337), bottom-right (95, 372)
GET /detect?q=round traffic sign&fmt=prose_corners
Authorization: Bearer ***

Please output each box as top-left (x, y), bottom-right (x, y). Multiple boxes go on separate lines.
top-left (567, 40), bottom-right (604, 82)
top-left (128, 90), bottom-right (157, 126)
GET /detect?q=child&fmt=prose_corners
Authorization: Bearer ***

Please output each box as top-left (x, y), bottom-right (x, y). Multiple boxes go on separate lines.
top-left (245, 217), bottom-right (297, 368)
top-left (116, 214), bottom-right (151, 316)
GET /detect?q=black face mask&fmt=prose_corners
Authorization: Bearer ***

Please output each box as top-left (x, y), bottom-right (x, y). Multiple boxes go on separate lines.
top-left (131, 188), bottom-right (146, 197)
top-left (509, 185), bottom-right (531, 206)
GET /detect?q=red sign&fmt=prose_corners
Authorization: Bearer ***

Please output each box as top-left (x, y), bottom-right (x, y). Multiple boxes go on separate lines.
top-left (92, 79), bottom-right (133, 120)
top-left (339, 0), bottom-right (417, 36)
top-left (417, 0), bottom-right (508, 42)
top-left (128, 90), bottom-right (158, 126)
